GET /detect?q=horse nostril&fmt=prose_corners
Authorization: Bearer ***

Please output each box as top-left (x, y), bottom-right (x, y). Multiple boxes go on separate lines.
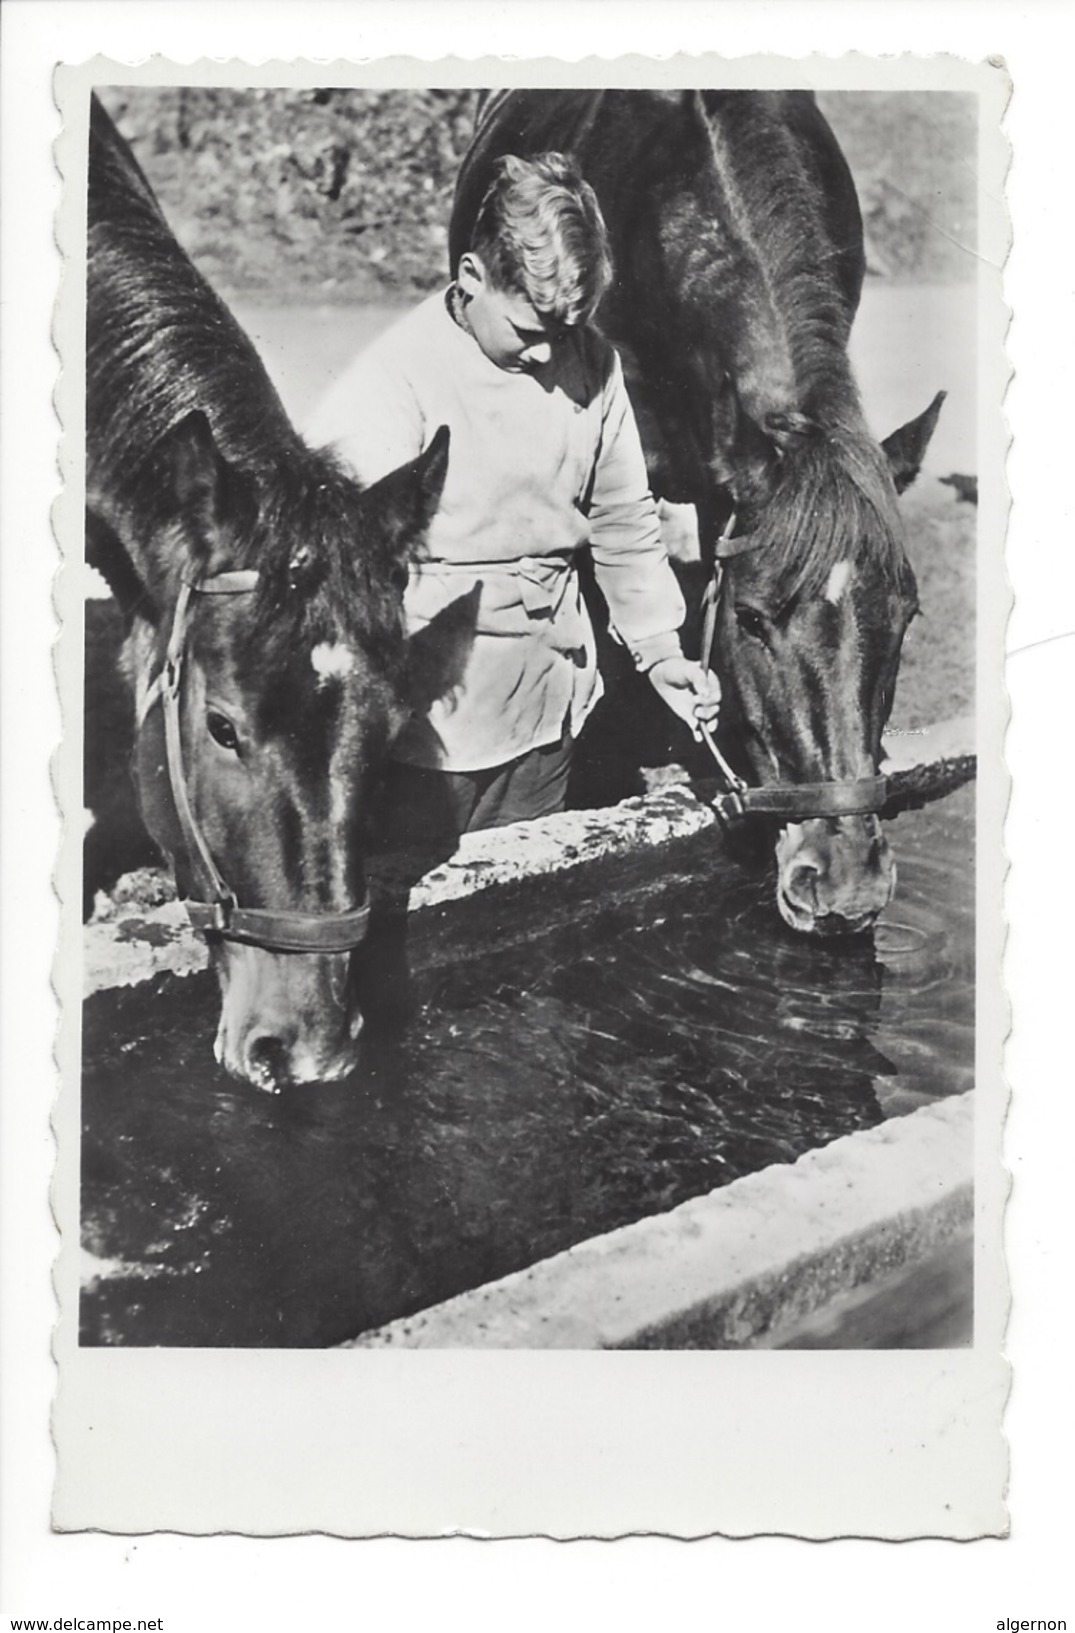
top-left (245, 1032), bottom-right (294, 1092)
top-left (786, 857), bottom-right (821, 910)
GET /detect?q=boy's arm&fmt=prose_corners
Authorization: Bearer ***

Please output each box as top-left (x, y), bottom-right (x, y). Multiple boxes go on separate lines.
top-left (586, 348), bottom-right (686, 668)
top-left (588, 348), bottom-right (720, 737)
top-left (304, 346), bottom-right (426, 487)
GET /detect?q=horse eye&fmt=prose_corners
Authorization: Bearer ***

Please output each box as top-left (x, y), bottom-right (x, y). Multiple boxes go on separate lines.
top-left (735, 604), bottom-right (768, 641)
top-left (206, 709), bottom-right (240, 752)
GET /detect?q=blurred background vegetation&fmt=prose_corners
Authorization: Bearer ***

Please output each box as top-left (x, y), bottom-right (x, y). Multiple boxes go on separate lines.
top-left (96, 87), bottom-right (977, 302)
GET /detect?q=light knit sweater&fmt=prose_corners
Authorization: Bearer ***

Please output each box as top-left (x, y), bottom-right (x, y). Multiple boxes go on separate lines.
top-left (307, 290), bottom-right (685, 772)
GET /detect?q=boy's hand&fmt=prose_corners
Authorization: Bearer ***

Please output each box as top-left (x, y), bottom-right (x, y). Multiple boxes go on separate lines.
top-left (647, 657), bottom-right (721, 740)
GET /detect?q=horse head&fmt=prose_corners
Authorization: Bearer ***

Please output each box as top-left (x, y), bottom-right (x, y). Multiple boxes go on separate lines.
top-left (127, 411), bottom-right (449, 1088)
top-left (85, 93), bottom-right (454, 1088)
top-left (711, 389), bottom-right (945, 936)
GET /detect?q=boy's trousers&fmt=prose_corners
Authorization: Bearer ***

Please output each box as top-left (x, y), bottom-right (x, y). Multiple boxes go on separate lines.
top-left (373, 732), bottom-right (573, 853)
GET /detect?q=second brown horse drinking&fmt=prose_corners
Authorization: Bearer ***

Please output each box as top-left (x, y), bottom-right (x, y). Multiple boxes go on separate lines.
top-left (452, 90), bottom-right (946, 935)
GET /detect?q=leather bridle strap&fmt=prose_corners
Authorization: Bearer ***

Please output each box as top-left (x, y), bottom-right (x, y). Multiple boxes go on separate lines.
top-left (699, 511), bottom-right (764, 675)
top-left (698, 511), bottom-right (738, 678)
top-left (183, 898), bottom-right (371, 953)
top-left (141, 569), bottom-right (372, 953)
top-left (697, 513), bottom-right (890, 824)
top-left (159, 576), bottom-right (239, 916)
top-left (711, 774), bottom-right (890, 824)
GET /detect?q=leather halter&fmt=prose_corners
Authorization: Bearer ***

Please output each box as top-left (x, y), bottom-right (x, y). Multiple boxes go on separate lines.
top-left (698, 515), bottom-right (890, 825)
top-left (138, 570), bottom-right (371, 953)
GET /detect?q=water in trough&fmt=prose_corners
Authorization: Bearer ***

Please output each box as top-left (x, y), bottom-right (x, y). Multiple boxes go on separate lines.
top-left (80, 784), bottom-right (974, 1347)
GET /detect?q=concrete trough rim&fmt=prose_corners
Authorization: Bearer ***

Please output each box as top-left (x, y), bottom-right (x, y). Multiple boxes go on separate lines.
top-left (343, 1091), bottom-right (974, 1350)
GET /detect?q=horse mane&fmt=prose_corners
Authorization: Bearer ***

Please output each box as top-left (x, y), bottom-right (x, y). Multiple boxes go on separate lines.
top-left (241, 452), bottom-right (408, 675)
top-left (679, 94), bottom-right (909, 603)
top-left (670, 95), bottom-right (854, 416)
top-left (746, 420), bottom-right (910, 610)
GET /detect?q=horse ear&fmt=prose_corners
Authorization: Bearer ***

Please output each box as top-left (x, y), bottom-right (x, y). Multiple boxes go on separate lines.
top-left (710, 380), bottom-right (780, 513)
top-left (152, 409), bottom-right (240, 573)
top-left (86, 511), bottom-right (155, 624)
top-left (360, 425), bottom-right (450, 565)
top-left (881, 390), bottom-right (946, 494)
top-left (161, 410), bottom-right (227, 517)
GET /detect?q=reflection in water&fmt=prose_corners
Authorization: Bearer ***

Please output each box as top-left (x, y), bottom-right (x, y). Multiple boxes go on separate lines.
top-left (81, 788), bottom-right (974, 1347)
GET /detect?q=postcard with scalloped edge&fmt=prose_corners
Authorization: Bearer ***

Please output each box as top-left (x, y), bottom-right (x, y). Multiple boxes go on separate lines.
top-left (52, 51), bottom-right (1009, 1538)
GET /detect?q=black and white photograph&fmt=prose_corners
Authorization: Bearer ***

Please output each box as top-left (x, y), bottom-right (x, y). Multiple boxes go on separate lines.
top-left (48, 51), bottom-right (1009, 1539)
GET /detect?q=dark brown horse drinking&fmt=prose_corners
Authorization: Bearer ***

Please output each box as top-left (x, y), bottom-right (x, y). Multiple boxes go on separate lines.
top-left (452, 90), bottom-right (946, 936)
top-left (87, 94), bottom-right (447, 1088)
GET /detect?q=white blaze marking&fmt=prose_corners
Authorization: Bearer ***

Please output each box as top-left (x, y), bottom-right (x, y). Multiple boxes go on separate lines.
top-left (329, 770), bottom-right (348, 833)
top-left (311, 642), bottom-right (355, 684)
top-left (824, 560), bottom-right (853, 605)
top-left (309, 643), bottom-right (355, 903)
top-left (324, 759), bottom-right (351, 908)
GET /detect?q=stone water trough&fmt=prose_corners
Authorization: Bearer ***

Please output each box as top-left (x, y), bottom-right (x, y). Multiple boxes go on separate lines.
top-left (84, 718), bottom-right (977, 1350)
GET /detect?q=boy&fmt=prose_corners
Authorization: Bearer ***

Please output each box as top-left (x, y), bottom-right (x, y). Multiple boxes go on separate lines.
top-left (308, 151), bottom-right (719, 842)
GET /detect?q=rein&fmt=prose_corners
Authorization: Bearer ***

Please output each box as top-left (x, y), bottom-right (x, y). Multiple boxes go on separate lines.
top-left (698, 514), bottom-right (890, 825)
top-left (138, 570), bottom-right (371, 954)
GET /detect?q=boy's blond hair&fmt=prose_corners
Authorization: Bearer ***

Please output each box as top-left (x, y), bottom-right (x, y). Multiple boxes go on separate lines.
top-left (467, 152), bottom-right (613, 328)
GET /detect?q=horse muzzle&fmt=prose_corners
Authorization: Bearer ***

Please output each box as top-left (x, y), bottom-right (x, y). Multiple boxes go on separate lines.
top-left (775, 814), bottom-right (895, 937)
top-left (212, 942), bottom-right (363, 1091)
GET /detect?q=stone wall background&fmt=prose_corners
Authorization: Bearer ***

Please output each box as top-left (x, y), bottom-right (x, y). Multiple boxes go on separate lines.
top-left (95, 87), bottom-right (978, 302)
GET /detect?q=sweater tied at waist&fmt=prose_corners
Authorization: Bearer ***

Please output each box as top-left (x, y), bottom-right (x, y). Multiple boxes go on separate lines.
top-left (408, 552), bottom-right (578, 627)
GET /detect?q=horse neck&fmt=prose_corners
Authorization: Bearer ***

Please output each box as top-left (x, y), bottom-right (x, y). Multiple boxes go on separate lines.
top-left (646, 99), bottom-right (858, 421)
top-left (90, 97), bottom-right (172, 235)
top-left (91, 239), bottom-right (293, 438)
top-left (88, 110), bottom-right (299, 489)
